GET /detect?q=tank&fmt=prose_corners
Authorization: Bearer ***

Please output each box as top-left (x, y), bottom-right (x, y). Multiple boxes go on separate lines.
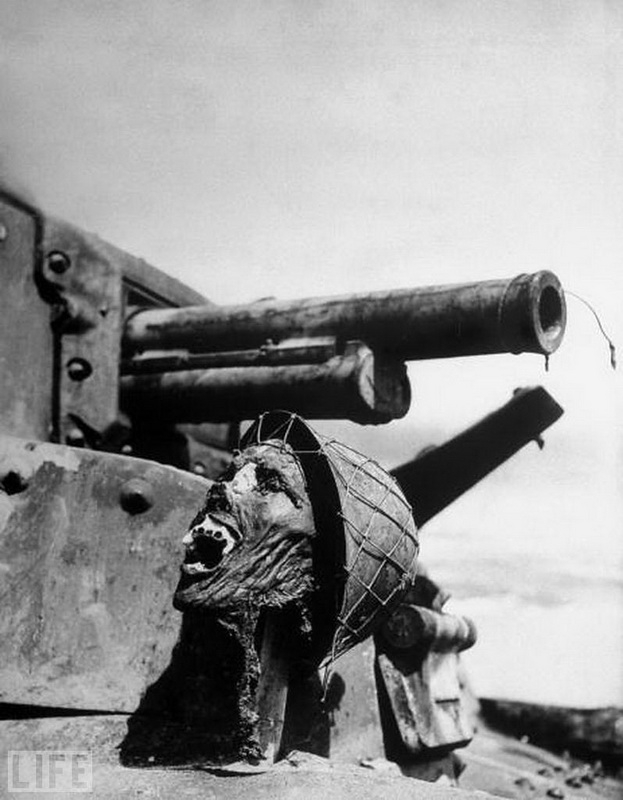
top-left (1, 188), bottom-right (619, 799)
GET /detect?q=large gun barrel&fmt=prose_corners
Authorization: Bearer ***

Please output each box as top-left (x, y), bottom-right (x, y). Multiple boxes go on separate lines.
top-left (123, 270), bottom-right (565, 360)
top-left (120, 343), bottom-right (411, 425)
top-left (391, 386), bottom-right (564, 526)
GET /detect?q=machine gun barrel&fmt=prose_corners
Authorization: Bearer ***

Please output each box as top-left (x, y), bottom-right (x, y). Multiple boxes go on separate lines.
top-left (123, 271), bottom-right (566, 360)
top-left (120, 343), bottom-right (410, 424)
top-left (391, 386), bottom-right (564, 527)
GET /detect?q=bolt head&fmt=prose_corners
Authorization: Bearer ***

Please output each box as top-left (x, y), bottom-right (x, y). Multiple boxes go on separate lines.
top-left (65, 428), bottom-right (86, 447)
top-left (66, 358), bottom-right (93, 382)
top-left (120, 478), bottom-right (154, 514)
top-left (46, 250), bottom-right (71, 274)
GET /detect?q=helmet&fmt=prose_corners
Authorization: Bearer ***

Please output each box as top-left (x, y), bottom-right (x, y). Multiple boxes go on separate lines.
top-left (241, 411), bottom-right (419, 665)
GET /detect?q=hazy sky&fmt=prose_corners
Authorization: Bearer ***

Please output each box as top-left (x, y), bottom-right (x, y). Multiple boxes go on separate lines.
top-left (1, 0), bottom-right (621, 704)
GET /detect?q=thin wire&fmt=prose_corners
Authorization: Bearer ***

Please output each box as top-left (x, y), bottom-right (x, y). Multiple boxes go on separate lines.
top-left (565, 290), bottom-right (617, 370)
top-left (248, 410), bottom-right (419, 674)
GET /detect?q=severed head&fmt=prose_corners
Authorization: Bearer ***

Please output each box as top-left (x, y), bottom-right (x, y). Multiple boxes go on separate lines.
top-left (174, 440), bottom-right (316, 617)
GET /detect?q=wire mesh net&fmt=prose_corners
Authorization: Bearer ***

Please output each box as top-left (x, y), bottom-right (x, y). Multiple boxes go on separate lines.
top-left (241, 411), bottom-right (419, 667)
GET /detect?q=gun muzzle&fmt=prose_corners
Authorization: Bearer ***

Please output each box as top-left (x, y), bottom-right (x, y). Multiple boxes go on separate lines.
top-left (123, 271), bottom-right (566, 360)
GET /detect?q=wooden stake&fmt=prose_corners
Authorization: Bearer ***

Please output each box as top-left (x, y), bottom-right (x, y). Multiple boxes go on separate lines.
top-left (256, 612), bottom-right (290, 763)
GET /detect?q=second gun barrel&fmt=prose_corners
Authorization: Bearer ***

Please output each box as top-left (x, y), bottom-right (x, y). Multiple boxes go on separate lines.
top-left (123, 271), bottom-right (566, 360)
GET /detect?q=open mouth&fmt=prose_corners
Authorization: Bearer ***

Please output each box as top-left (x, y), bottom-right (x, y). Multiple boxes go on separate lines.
top-left (182, 518), bottom-right (240, 577)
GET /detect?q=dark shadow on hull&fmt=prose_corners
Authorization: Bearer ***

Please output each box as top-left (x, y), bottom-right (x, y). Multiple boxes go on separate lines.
top-left (119, 608), bottom-right (261, 767)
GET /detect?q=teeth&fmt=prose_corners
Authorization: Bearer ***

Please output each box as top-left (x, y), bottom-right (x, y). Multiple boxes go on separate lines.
top-left (181, 514), bottom-right (241, 577)
top-left (182, 529), bottom-right (196, 546)
top-left (216, 529), bottom-right (237, 555)
top-left (182, 561), bottom-right (212, 575)
top-left (183, 517), bottom-right (238, 553)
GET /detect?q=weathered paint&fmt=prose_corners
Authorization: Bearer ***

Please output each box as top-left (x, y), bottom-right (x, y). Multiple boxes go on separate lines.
top-left (0, 193), bottom-right (53, 441)
top-left (121, 344), bottom-right (410, 425)
top-left (0, 190), bottom-right (232, 458)
top-left (0, 436), bottom-right (80, 478)
top-left (327, 638), bottom-right (386, 763)
top-left (40, 217), bottom-right (125, 445)
top-left (377, 650), bottom-right (475, 755)
top-left (0, 434), bottom-right (209, 712)
top-left (124, 271), bottom-right (566, 358)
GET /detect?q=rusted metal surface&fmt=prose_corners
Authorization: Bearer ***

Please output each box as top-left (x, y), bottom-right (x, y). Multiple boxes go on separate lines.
top-left (0, 193), bottom-right (233, 457)
top-left (326, 638), bottom-right (386, 763)
top-left (373, 574), bottom-right (477, 759)
top-left (39, 217), bottom-right (125, 446)
top-left (391, 386), bottom-right (564, 527)
top-left (0, 434), bottom-right (209, 711)
top-left (123, 271), bottom-right (566, 358)
top-left (121, 263), bottom-right (207, 310)
top-left (0, 192), bottom-right (53, 441)
top-left (381, 606), bottom-right (476, 654)
top-left (121, 337), bottom-right (338, 375)
top-left (121, 344), bottom-right (411, 424)
top-left (36, 216), bottom-right (217, 449)
top-left (377, 650), bottom-right (475, 756)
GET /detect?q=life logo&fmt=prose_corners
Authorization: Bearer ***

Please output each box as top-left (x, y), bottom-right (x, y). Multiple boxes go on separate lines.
top-left (8, 751), bottom-right (92, 793)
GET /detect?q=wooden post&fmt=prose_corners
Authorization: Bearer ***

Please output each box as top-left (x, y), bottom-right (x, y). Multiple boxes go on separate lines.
top-left (256, 612), bottom-right (290, 763)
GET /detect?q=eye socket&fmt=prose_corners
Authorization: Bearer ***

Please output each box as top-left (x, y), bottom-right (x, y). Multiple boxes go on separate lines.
top-left (256, 465), bottom-right (283, 493)
top-left (254, 463), bottom-right (303, 507)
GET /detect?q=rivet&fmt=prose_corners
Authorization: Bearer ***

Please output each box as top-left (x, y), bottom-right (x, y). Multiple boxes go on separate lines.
top-left (120, 478), bottom-right (154, 514)
top-left (66, 358), bottom-right (93, 382)
top-left (0, 223), bottom-right (7, 242)
top-left (65, 428), bottom-right (86, 447)
top-left (46, 250), bottom-right (71, 275)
